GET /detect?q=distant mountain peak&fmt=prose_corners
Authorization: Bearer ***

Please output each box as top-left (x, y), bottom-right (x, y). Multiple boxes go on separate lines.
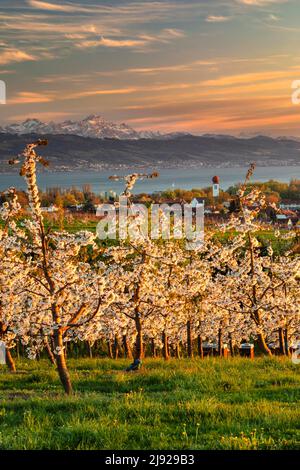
top-left (0, 115), bottom-right (188, 140)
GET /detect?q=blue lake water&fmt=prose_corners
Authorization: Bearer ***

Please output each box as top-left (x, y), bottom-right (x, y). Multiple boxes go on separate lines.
top-left (0, 166), bottom-right (299, 194)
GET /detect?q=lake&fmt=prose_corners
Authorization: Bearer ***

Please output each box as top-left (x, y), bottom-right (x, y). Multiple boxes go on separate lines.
top-left (0, 166), bottom-right (299, 194)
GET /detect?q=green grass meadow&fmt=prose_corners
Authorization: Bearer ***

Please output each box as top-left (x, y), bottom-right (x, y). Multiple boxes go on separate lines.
top-left (0, 357), bottom-right (299, 450)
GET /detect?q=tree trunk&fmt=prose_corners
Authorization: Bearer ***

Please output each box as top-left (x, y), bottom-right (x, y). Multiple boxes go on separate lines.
top-left (123, 335), bottom-right (133, 359)
top-left (162, 331), bottom-right (169, 360)
top-left (187, 320), bottom-right (193, 358)
top-left (113, 336), bottom-right (119, 359)
top-left (197, 335), bottom-right (203, 359)
top-left (150, 338), bottom-right (156, 358)
top-left (257, 332), bottom-right (272, 356)
top-left (175, 342), bottom-right (181, 359)
top-left (107, 340), bottom-right (113, 359)
top-left (50, 335), bottom-right (55, 356)
top-left (54, 330), bottom-right (73, 395)
top-left (44, 337), bottom-right (56, 365)
top-left (6, 349), bottom-right (16, 373)
top-left (278, 327), bottom-right (286, 356)
top-left (248, 234), bottom-right (272, 357)
top-left (229, 334), bottom-right (234, 357)
top-left (86, 341), bottom-right (93, 358)
top-left (134, 317), bottom-right (144, 360)
top-left (284, 328), bottom-right (290, 356)
top-left (218, 327), bottom-right (223, 357)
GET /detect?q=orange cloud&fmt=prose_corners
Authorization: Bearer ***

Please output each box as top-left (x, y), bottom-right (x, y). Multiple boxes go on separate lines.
top-left (9, 92), bottom-right (53, 105)
top-left (27, 0), bottom-right (92, 12)
top-left (202, 69), bottom-right (300, 88)
top-left (76, 36), bottom-right (149, 49)
top-left (0, 49), bottom-right (36, 66)
top-left (70, 87), bottom-right (138, 98)
top-left (238, 0), bottom-right (288, 5)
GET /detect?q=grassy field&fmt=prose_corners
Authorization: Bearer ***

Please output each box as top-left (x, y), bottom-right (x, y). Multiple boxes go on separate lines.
top-left (0, 357), bottom-right (299, 450)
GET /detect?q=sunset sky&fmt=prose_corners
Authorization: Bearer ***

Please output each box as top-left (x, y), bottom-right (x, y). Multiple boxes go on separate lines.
top-left (1, 0), bottom-right (300, 136)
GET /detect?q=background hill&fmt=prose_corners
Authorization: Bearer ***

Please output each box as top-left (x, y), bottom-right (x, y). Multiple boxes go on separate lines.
top-left (0, 132), bottom-right (299, 172)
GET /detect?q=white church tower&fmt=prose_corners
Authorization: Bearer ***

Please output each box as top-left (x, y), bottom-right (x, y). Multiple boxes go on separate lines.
top-left (212, 175), bottom-right (220, 198)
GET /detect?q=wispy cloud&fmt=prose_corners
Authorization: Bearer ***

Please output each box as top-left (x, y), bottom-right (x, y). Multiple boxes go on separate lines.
top-left (121, 54), bottom-right (292, 76)
top-left (66, 83), bottom-right (191, 100)
top-left (27, 0), bottom-right (98, 13)
top-left (26, 1), bottom-right (203, 20)
top-left (6, 111), bottom-right (79, 122)
top-left (237, 0), bottom-right (288, 5)
top-left (0, 49), bottom-right (36, 66)
top-left (76, 36), bottom-right (148, 49)
top-left (32, 54), bottom-right (292, 86)
top-left (9, 91), bottom-right (53, 104)
top-left (124, 94), bottom-right (298, 134)
top-left (0, 0), bottom-right (298, 136)
top-left (267, 13), bottom-right (280, 21)
top-left (70, 87), bottom-right (138, 98)
top-left (201, 69), bottom-right (298, 87)
top-left (162, 28), bottom-right (185, 37)
top-left (0, 5), bottom-right (187, 57)
top-left (75, 29), bottom-right (185, 50)
top-left (206, 15), bottom-right (231, 23)
top-left (0, 69), bottom-right (16, 74)
top-left (124, 60), bottom-right (216, 75)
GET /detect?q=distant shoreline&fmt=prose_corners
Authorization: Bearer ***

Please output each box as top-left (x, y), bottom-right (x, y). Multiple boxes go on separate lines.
top-left (1, 165), bottom-right (298, 193)
top-left (1, 161), bottom-right (300, 175)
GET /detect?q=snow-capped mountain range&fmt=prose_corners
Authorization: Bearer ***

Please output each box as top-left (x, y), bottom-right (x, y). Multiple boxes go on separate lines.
top-left (0, 115), bottom-right (189, 140)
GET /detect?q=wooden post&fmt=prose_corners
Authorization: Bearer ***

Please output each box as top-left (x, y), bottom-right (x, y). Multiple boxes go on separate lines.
top-left (222, 345), bottom-right (229, 359)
